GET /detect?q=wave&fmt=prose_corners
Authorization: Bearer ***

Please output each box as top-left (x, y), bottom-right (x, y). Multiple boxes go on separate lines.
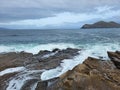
top-left (0, 43), bottom-right (77, 54)
top-left (2, 42), bottom-right (120, 89)
top-left (0, 67), bottom-right (25, 76)
top-left (6, 69), bottom-right (45, 90)
top-left (0, 43), bottom-right (119, 55)
top-left (41, 43), bottom-right (120, 80)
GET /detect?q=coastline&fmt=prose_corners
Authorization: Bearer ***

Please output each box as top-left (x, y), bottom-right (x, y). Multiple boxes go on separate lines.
top-left (0, 48), bottom-right (120, 90)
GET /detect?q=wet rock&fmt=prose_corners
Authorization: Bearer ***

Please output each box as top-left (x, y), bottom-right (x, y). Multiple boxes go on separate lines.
top-left (30, 48), bottom-right (80, 70)
top-left (108, 51), bottom-right (120, 69)
top-left (45, 56), bottom-right (120, 90)
top-left (36, 77), bottom-right (59, 90)
top-left (52, 48), bottom-right (60, 53)
top-left (3, 49), bottom-right (120, 90)
top-left (0, 73), bottom-right (18, 90)
top-left (0, 48), bottom-right (80, 90)
top-left (20, 79), bottom-right (38, 90)
top-left (36, 81), bottom-right (47, 90)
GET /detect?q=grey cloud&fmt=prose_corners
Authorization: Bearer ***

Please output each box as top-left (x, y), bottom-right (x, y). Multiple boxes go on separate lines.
top-left (0, 8), bottom-right (57, 22)
top-left (0, 0), bottom-right (120, 23)
top-left (0, 0), bottom-right (120, 8)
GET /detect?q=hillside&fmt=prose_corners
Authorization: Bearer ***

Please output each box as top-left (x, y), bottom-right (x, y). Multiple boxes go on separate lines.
top-left (81, 21), bottom-right (120, 29)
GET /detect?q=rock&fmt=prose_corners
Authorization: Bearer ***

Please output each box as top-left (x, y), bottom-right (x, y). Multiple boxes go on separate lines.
top-left (21, 79), bottom-right (39, 90)
top-left (45, 56), bottom-right (120, 90)
top-left (0, 48), bottom-right (80, 90)
top-left (36, 81), bottom-right (47, 90)
top-left (81, 21), bottom-right (120, 29)
top-left (31, 48), bottom-right (80, 70)
top-left (37, 50), bottom-right (51, 56)
top-left (2, 49), bottom-right (120, 90)
top-left (36, 77), bottom-right (59, 90)
top-left (52, 48), bottom-right (60, 53)
top-left (0, 73), bottom-right (18, 90)
top-left (107, 51), bottom-right (120, 69)
top-left (0, 52), bottom-right (33, 71)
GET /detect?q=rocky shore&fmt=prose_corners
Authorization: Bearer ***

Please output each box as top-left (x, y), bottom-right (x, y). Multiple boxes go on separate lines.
top-left (0, 48), bottom-right (120, 90)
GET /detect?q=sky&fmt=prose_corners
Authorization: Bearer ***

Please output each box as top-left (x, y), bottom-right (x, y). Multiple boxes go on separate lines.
top-left (0, 0), bottom-right (120, 29)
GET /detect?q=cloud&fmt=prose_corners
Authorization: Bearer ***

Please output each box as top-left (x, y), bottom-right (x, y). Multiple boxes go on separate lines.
top-left (0, 0), bottom-right (120, 28)
top-left (0, 0), bottom-right (120, 22)
top-left (0, 6), bottom-right (120, 29)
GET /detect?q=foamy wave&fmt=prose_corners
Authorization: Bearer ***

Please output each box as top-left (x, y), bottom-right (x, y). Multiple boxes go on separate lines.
top-left (41, 43), bottom-right (120, 80)
top-left (0, 43), bottom-right (77, 54)
top-left (0, 67), bottom-right (25, 76)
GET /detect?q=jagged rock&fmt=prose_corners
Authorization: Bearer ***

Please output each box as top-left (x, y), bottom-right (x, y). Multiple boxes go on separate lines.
top-left (21, 79), bottom-right (39, 90)
top-left (0, 48), bottom-right (80, 90)
top-left (1, 49), bottom-right (120, 90)
top-left (0, 72), bottom-right (18, 90)
top-left (44, 57), bottom-right (120, 90)
top-left (31, 48), bottom-right (80, 70)
top-left (36, 81), bottom-right (47, 90)
top-left (108, 51), bottom-right (120, 69)
top-left (52, 48), bottom-right (60, 53)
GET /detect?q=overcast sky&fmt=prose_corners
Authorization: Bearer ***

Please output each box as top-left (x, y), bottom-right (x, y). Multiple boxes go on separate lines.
top-left (0, 0), bottom-right (120, 29)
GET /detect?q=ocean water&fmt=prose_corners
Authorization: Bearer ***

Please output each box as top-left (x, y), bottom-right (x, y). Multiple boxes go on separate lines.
top-left (1, 29), bottom-right (120, 89)
top-left (0, 28), bottom-right (120, 54)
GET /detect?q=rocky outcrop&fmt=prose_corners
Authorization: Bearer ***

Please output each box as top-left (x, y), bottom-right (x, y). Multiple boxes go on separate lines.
top-left (1, 49), bottom-right (120, 90)
top-left (36, 51), bottom-right (120, 90)
top-left (0, 48), bottom-right (80, 90)
top-left (81, 21), bottom-right (120, 29)
top-left (108, 51), bottom-right (120, 69)
top-left (0, 51), bottom-right (33, 71)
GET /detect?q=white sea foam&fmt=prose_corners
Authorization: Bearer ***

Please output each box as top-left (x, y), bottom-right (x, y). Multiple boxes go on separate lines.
top-left (42, 52), bottom-right (58, 58)
top-left (1, 43), bottom-right (120, 82)
top-left (41, 43), bottom-right (120, 80)
top-left (0, 67), bottom-right (25, 76)
top-left (0, 43), bottom-right (77, 54)
top-left (6, 69), bottom-right (45, 90)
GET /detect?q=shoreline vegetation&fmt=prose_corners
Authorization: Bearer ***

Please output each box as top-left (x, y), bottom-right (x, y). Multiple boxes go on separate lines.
top-left (0, 48), bottom-right (120, 90)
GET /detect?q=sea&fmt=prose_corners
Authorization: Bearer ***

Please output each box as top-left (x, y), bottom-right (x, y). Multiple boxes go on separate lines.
top-left (1, 28), bottom-right (120, 89)
top-left (0, 28), bottom-right (120, 55)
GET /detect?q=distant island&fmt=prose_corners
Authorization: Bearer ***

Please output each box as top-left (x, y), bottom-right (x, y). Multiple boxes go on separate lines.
top-left (81, 21), bottom-right (120, 29)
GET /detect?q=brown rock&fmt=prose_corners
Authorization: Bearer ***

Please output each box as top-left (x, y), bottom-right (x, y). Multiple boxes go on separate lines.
top-left (0, 48), bottom-right (80, 90)
top-left (46, 56), bottom-right (120, 90)
top-left (108, 51), bottom-right (120, 69)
